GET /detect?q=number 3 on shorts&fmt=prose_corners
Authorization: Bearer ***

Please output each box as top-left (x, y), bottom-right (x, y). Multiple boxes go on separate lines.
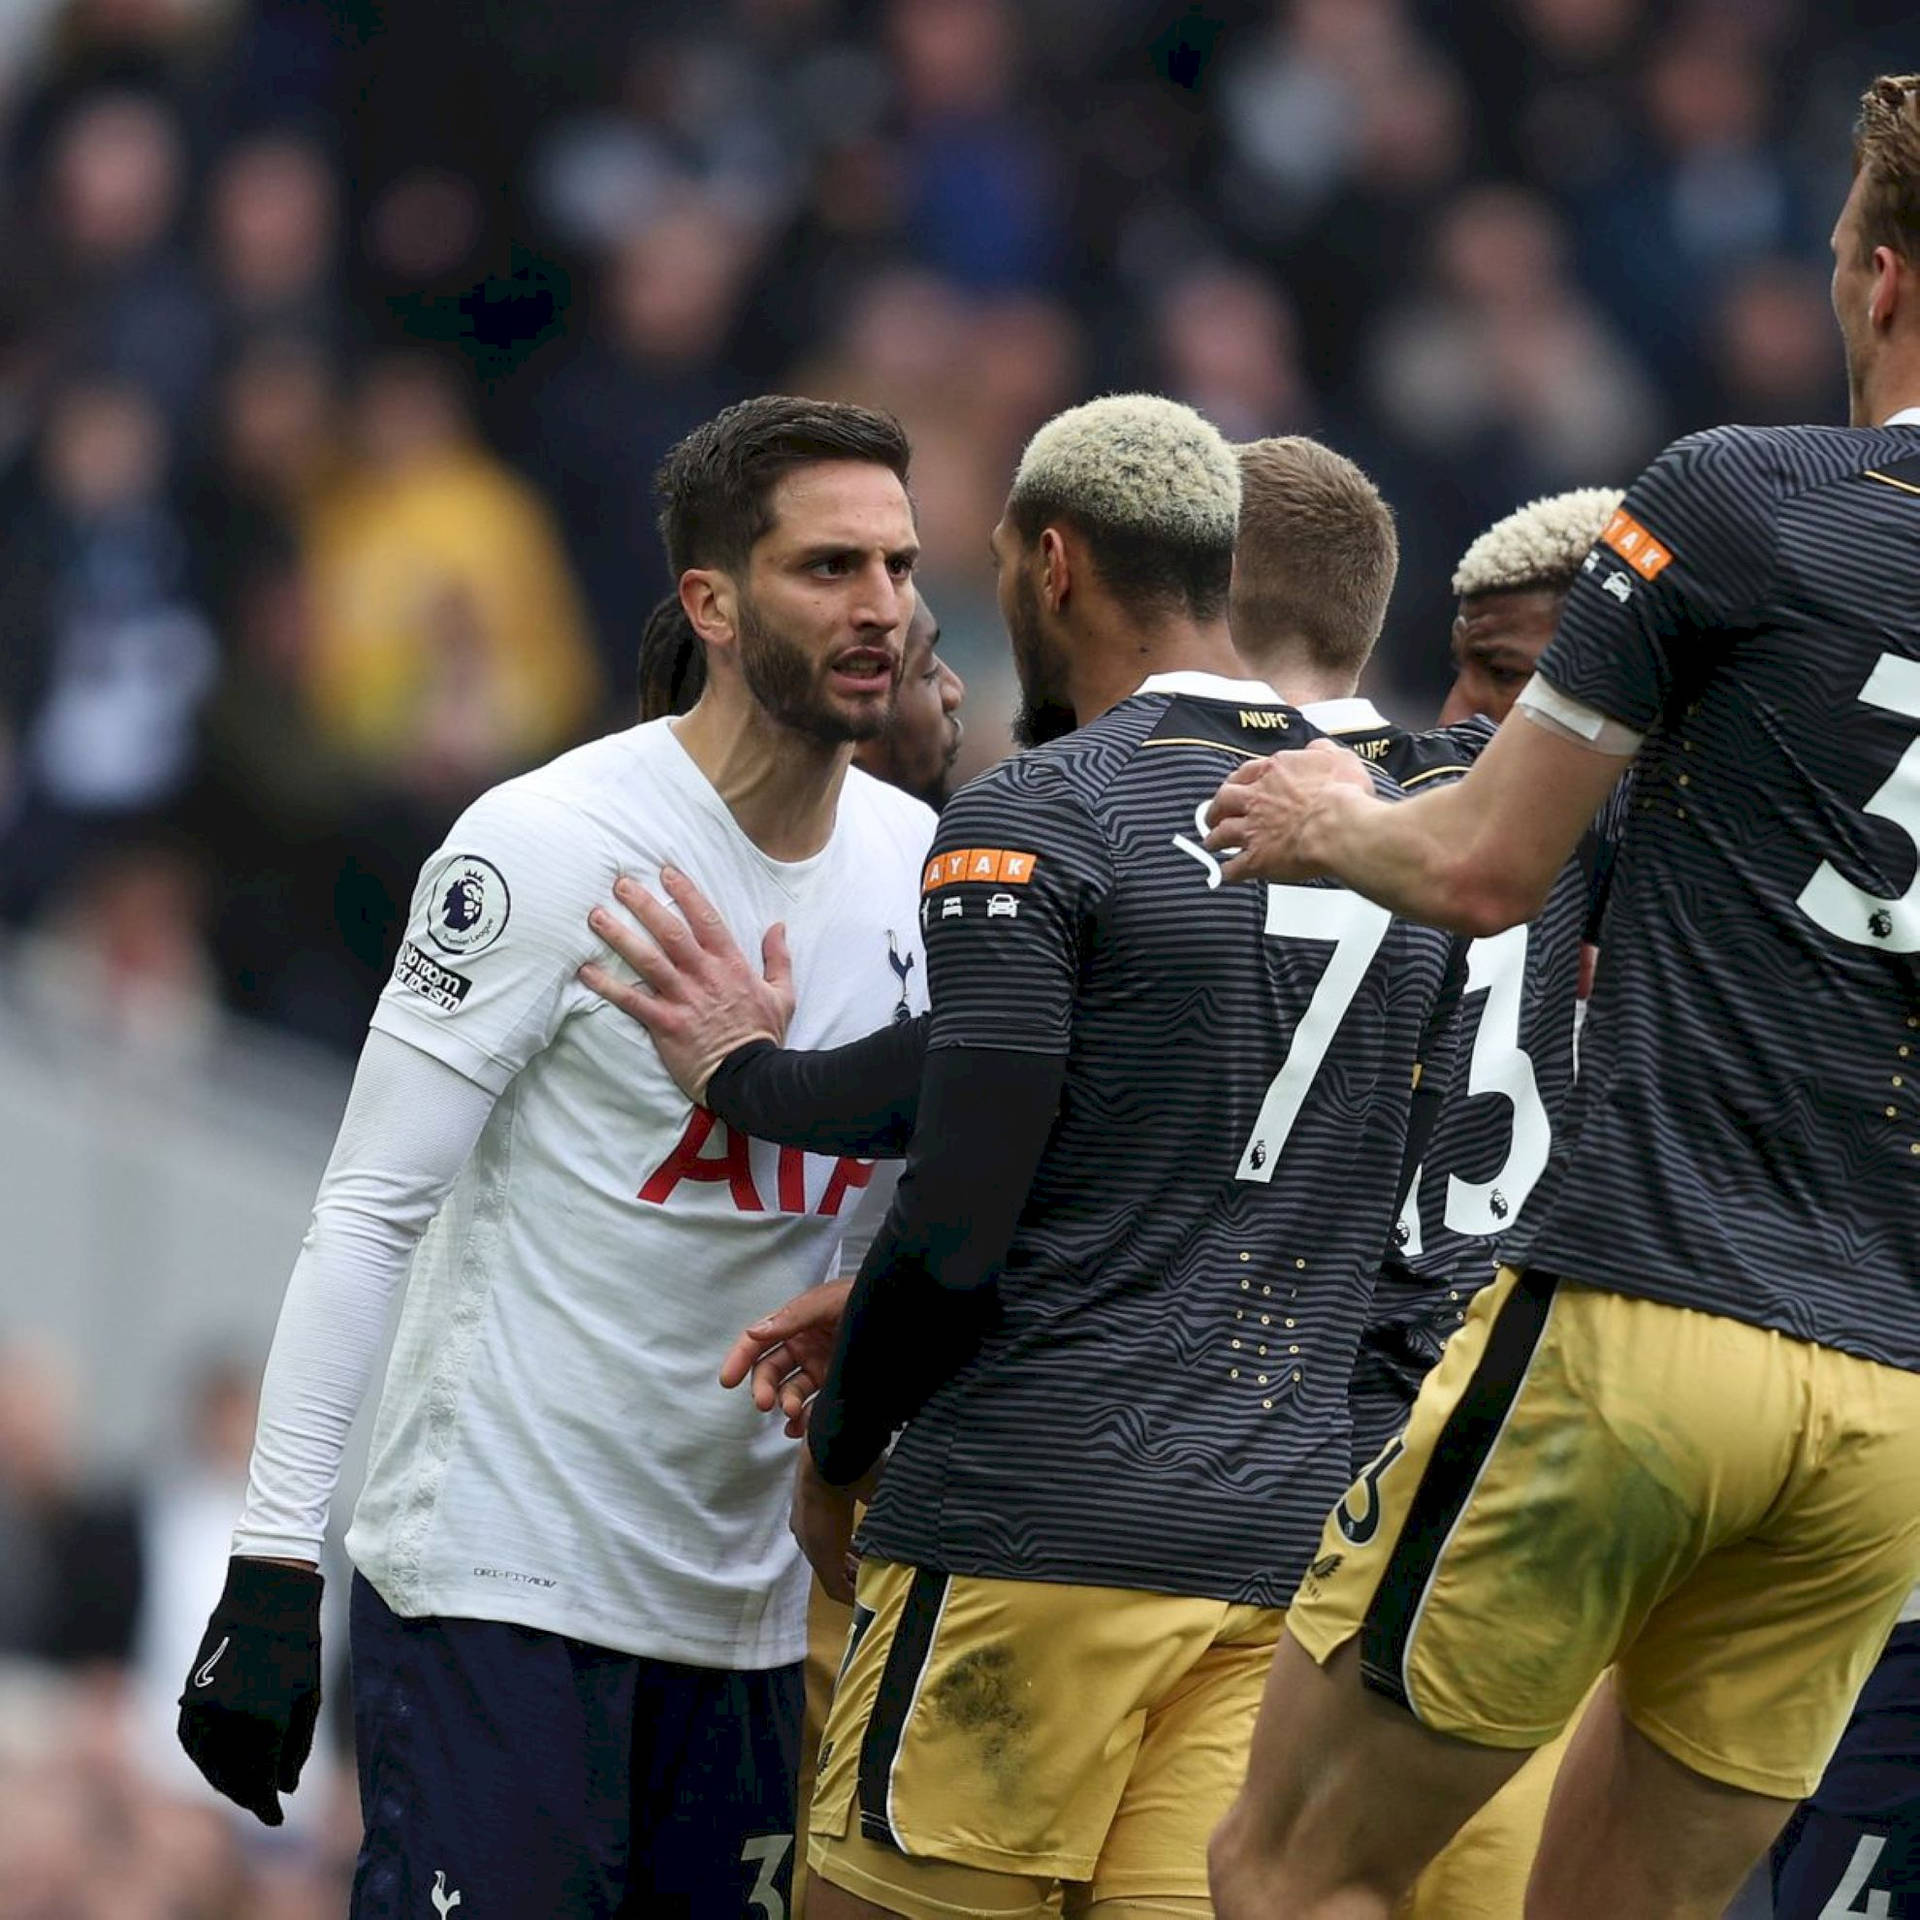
top-left (740, 1833), bottom-right (793, 1919)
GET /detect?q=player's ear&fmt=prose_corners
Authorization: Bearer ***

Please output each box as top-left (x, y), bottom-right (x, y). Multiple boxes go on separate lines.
top-left (681, 570), bottom-right (737, 656)
top-left (1038, 526), bottom-right (1071, 613)
top-left (1870, 244), bottom-right (1905, 331)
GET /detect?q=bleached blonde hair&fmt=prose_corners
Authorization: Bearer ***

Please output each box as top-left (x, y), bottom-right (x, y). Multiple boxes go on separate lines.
top-left (1451, 487), bottom-right (1625, 600)
top-left (1007, 394), bottom-right (1241, 617)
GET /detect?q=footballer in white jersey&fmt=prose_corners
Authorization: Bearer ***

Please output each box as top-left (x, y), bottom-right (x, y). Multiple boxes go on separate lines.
top-left (348, 720), bottom-right (932, 1663)
top-left (178, 396), bottom-right (933, 1920)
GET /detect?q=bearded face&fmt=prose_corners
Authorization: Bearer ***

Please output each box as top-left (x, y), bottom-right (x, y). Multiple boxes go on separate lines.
top-left (1004, 557), bottom-right (1076, 749)
top-left (736, 590), bottom-right (898, 746)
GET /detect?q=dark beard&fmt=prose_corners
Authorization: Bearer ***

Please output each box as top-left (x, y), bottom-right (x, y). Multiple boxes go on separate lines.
top-left (736, 597), bottom-right (892, 745)
top-left (1013, 695), bottom-right (1077, 749)
top-left (1006, 570), bottom-right (1076, 749)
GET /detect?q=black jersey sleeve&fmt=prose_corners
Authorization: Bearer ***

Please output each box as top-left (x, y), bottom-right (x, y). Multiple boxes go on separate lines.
top-left (1539, 429), bottom-right (1779, 733)
top-left (807, 1045), bottom-right (1066, 1485)
top-left (805, 764), bottom-right (1115, 1484)
top-left (919, 759), bottom-right (1116, 1055)
top-left (702, 1015), bottom-right (929, 1159)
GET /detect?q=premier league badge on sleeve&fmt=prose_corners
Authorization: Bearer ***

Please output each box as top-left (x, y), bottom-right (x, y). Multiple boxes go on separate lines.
top-left (426, 853), bottom-right (511, 956)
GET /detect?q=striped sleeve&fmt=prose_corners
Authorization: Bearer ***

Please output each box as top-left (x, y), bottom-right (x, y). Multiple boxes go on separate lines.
top-left (920, 762), bottom-right (1115, 1056)
top-left (1539, 429), bottom-right (1779, 734)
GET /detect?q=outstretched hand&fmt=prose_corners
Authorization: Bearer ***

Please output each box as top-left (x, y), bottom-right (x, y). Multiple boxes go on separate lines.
top-left (720, 1279), bottom-right (851, 1438)
top-left (579, 867), bottom-right (794, 1102)
top-left (1203, 738), bottom-right (1376, 882)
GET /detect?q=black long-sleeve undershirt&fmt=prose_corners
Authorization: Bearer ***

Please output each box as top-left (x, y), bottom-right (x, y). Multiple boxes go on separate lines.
top-left (702, 1015), bottom-right (929, 1160)
top-left (807, 1044), bottom-right (1066, 1486)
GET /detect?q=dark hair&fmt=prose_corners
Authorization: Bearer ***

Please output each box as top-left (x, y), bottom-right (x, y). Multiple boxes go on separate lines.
top-left (654, 394), bottom-right (912, 578)
top-left (637, 592), bottom-right (706, 720)
top-left (1004, 492), bottom-right (1233, 623)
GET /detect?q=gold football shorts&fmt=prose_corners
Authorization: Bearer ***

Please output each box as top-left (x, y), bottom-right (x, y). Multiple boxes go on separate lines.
top-left (790, 1574), bottom-right (854, 1920)
top-left (1288, 1266), bottom-right (1920, 1799)
top-left (809, 1558), bottom-right (1283, 1917)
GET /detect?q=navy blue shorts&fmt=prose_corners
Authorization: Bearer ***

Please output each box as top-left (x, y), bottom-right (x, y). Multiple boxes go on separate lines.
top-left (348, 1573), bottom-right (804, 1919)
top-left (1773, 1621), bottom-right (1920, 1919)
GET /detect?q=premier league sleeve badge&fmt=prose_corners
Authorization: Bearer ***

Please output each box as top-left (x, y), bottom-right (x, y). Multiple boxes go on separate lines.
top-left (425, 854), bottom-right (512, 957)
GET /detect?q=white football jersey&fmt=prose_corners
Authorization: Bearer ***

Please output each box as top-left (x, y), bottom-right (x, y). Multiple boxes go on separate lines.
top-left (346, 720), bottom-right (933, 1668)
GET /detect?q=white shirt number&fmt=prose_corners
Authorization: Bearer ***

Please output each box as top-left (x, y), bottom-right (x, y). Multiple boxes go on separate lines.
top-left (1798, 652), bottom-right (1920, 951)
top-left (1819, 1832), bottom-right (1892, 1919)
top-left (1238, 886), bottom-right (1393, 1182)
top-left (1444, 925), bottom-right (1552, 1238)
top-left (740, 1833), bottom-right (793, 1919)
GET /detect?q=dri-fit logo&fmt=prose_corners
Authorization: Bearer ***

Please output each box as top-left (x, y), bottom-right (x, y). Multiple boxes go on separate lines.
top-left (640, 1110), bottom-right (876, 1216)
top-left (472, 1566), bottom-right (558, 1588)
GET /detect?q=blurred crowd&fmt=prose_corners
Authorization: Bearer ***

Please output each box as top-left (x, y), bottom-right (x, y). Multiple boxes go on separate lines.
top-left (0, 0), bottom-right (1905, 1060)
top-left (0, 1339), bottom-right (356, 1917)
top-left (0, 3), bottom-right (1910, 1909)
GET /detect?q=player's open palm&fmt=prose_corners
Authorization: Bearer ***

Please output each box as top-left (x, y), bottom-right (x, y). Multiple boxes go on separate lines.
top-left (581, 866), bottom-right (794, 1100)
top-left (721, 1279), bottom-right (850, 1437)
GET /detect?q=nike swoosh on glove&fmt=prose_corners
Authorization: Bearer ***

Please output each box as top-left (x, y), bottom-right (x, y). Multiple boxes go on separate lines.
top-left (177, 1558), bottom-right (324, 1826)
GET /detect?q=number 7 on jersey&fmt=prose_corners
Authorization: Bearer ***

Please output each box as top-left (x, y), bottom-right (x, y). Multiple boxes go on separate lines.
top-left (1237, 885), bottom-right (1394, 1182)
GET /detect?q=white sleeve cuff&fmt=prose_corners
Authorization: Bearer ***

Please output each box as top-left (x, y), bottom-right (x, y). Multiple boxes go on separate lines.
top-left (1515, 675), bottom-right (1646, 756)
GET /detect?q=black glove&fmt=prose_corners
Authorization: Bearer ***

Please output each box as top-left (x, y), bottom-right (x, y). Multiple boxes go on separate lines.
top-left (177, 1557), bottom-right (324, 1826)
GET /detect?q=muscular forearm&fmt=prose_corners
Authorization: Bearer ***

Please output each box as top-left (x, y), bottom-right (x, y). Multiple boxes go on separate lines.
top-left (1303, 715), bottom-right (1628, 936)
top-left (1296, 782), bottom-right (1526, 935)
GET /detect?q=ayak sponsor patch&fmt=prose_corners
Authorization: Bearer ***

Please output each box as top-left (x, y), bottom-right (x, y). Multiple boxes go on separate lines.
top-left (921, 847), bottom-right (1039, 893)
top-left (1600, 508), bottom-right (1675, 581)
top-left (397, 939), bottom-right (474, 1010)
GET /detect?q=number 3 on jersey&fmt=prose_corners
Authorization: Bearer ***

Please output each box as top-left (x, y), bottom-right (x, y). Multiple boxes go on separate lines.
top-left (1237, 886), bottom-right (1392, 1182)
top-left (1444, 925), bottom-right (1551, 1236)
top-left (1798, 652), bottom-right (1920, 951)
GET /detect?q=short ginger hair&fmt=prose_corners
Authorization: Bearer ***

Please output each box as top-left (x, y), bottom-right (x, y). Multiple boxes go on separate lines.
top-left (1853, 75), bottom-right (1920, 267)
top-left (1230, 436), bottom-right (1398, 679)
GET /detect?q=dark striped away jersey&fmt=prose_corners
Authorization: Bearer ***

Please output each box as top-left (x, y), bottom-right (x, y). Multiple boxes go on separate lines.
top-left (1515, 421), bottom-right (1920, 1372)
top-left (857, 673), bottom-right (1456, 1608)
top-left (1323, 709), bottom-right (1594, 1461)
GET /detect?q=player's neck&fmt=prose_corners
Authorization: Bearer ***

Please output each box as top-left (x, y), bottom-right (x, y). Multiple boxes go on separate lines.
top-left (1068, 613), bottom-right (1247, 725)
top-left (1232, 641), bottom-right (1359, 708)
top-left (1858, 341), bottom-right (1920, 426)
top-left (671, 690), bottom-right (853, 862)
